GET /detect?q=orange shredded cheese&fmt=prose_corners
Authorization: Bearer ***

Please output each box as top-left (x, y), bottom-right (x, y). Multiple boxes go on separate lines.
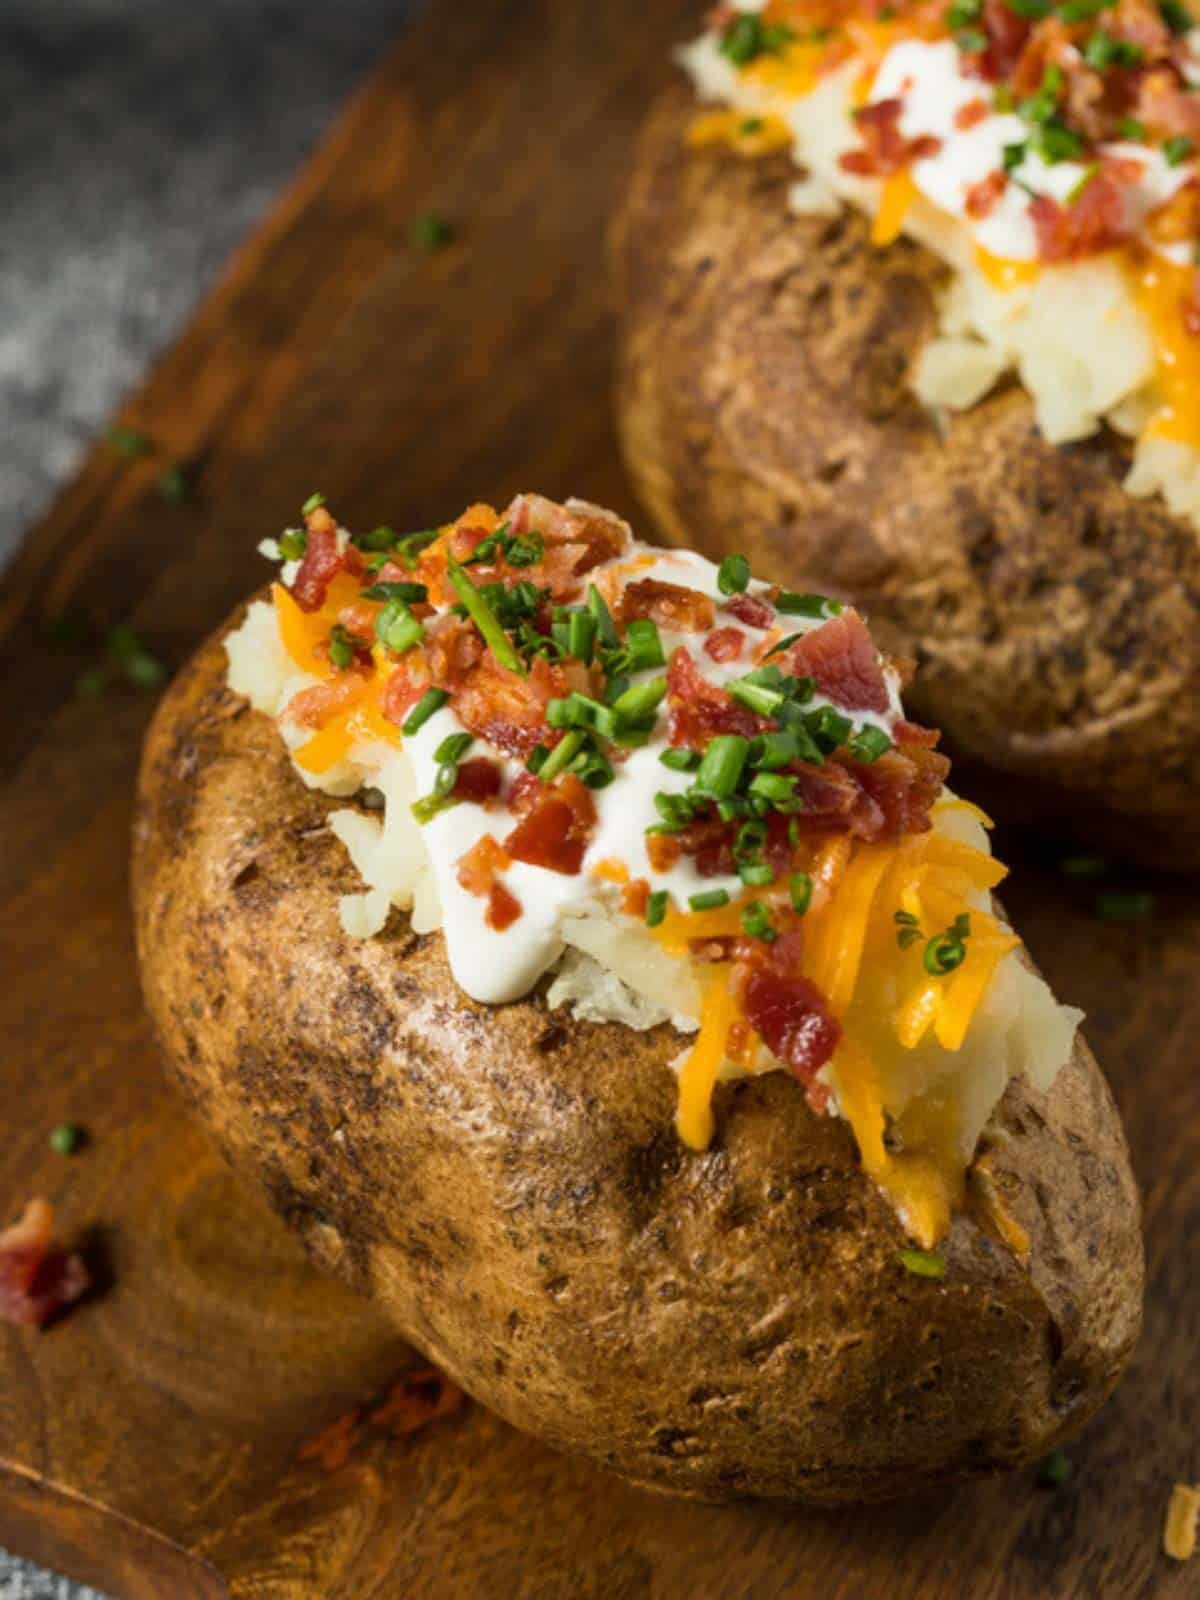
top-left (1165, 1483), bottom-right (1200, 1562)
top-left (676, 973), bottom-right (739, 1151)
top-left (873, 169), bottom-right (916, 247)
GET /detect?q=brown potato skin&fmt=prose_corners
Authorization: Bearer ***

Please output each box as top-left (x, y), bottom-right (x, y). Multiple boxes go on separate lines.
top-left (612, 82), bottom-right (1200, 868)
top-left (132, 613), bottom-right (1143, 1503)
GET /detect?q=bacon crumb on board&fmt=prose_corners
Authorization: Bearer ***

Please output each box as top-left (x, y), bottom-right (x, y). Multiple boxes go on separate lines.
top-left (298, 1365), bottom-right (466, 1473)
top-left (0, 1199), bottom-right (91, 1329)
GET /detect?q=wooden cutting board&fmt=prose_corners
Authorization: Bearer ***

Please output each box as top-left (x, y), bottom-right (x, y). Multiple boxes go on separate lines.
top-left (1, 2), bottom-right (1196, 1595)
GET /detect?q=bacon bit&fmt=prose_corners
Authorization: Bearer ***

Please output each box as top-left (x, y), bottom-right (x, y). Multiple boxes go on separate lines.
top-left (0, 1200), bottom-right (90, 1329)
top-left (621, 578), bottom-right (715, 633)
top-left (1030, 166), bottom-right (1132, 262)
top-left (667, 646), bottom-right (762, 751)
top-left (456, 833), bottom-right (511, 897)
top-left (622, 877), bottom-right (650, 918)
top-left (1137, 66), bottom-right (1200, 140)
top-left (839, 99), bottom-right (941, 178)
top-left (965, 169), bottom-right (1007, 221)
top-left (1148, 179), bottom-right (1200, 244)
top-left (504, 773), bottom-right (596, 875)
top-left (284, 673), bottom-right (366, 730)
top-left (704, 626), bottom-right (745, 663)
top-left (369, 1366), bottom-right (466, 1437)
top-left (955, 98), bottom-right (989, 131)
top-left (291, 508), bottom-right (364, 612)
top-left (975, 0), bottom-right (1033, 82)
top-left (299, 1365), bottom-right (465, 1475)
top-left (487, 881), bottom-right (523, 931)
top-left (894, 718), bottom-right (942, 749)
top-left (503, 493), bottom-right (630, 602)
top-left (452, 757), bottom-right (503, 805)
top-left (646, 832), bottom-right (682, 873)
top-left (851, 747), bottom-right (949, 837)
top-left (724, 592), bottom-right (775, 630)
top-left (298, 1409), bottom-right (362, 1472)
top-left (742, 971), bottom-right (842, 1084)
top-left (776, 609), bottom-right (889, 714)
top-left (380, 660), bottom-right (430, 726)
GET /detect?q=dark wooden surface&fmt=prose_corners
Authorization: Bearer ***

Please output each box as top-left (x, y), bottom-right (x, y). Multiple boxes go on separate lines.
top-left (1, 2), bottom-right (1196, 1595)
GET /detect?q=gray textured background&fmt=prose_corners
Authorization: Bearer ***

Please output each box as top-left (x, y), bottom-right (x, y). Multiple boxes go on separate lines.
top-left (1, 2), bottom-right (413, 1593)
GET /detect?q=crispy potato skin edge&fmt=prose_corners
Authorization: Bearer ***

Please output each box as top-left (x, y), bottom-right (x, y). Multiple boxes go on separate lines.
top-left (611, 82), bottom-right (1200, 868)
top-left (131, 615), bottom-right (1144, 1504)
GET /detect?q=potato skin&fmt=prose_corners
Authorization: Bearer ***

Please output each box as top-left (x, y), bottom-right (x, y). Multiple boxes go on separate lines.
top-left (612, 82), bottom-right (1200, 868)
top-left (132, 615), bottom-right (1143, 1503)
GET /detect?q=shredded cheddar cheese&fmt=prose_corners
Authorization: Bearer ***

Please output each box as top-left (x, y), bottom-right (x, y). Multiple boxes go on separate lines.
top-left (677, 974), bottom-right (739, 1150)
top-left (1165, 1483), bottom-right (1200, 1562)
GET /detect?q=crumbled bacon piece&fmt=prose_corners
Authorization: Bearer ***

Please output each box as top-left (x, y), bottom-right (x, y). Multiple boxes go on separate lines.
top-left (504, 494), bottom-right (630, 601)
top-left (704, 626), bottom-right (745, 663)
top-left (450, 652), bottom-right (569, 759)
top-left (504, 773), bottom-right (596, 875)
top-left (775, 609), bottom-right (889, 714)
top-left (291, 507), bottom-right (365, 612)
top-left (369, 1366), bottom-right (466, 1437)
top-left (1029, 165), bottom-right (1133, 261)
top-left (0, 1200), bottom-right (90, 1329)
top-left (839, 98), bottom-right (941, 177)
top-left (621, 578), bottom-right (715, 633)
top-left (452, 758), bottom-right (503, 805)
top-left (955, 98), bottom-right (989, 130)
top-left (1137, 66), bottom-right (1200, 140)
top-left (646, 832), bottom-right (682, 873)
top-left (666, 647), bottom-right (762, 751)
top-left (457, 833), bottom-right (510, 894)
top-left (622, 877), bottom-right (650, 918)
top-left (380, 660), bottom-right (430, 726)
top-left (742, 971), bottom-right (841, 1085)
top-left (965, 169), bottom-right (1007, 221)
top-left (724, 593), bottom-right (774, 631)
top-left (975, 0), bottom-right (1033, 81)
top-left (1149, 179), bottom-right (1200, 245)
top-left (894, 718), bottom-right (941, 749)
top-left (487, 881), bottom-right (522, 931)
top-left (284, 673), bottom-right (366, 730)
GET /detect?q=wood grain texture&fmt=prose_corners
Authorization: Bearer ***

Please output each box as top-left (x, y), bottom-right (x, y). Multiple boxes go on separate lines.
top-left (0, 0), bottom-right (1195, 1595)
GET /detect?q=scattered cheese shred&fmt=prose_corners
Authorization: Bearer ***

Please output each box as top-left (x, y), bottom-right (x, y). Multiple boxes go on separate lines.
top-left (1165, 1483), bottom-right (1200, 1562)
top-left (676, 975), bottom-right (739, 1151)
top-left (873, 168), bottom-right (916, 247)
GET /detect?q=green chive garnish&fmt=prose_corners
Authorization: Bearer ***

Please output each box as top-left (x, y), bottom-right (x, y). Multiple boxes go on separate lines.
top-left (547, 693), bottom-right (616, 738)
top-left (1037, 1450), bottom-right (1072, 1488)
top-left (375, 598), bottom-right (424, 655)
top-left (611, 676), bottom-right (667, 726)
top-left (645, 890), bottom-right (668, 928)
top-left (411, 792), bottom-right (457, 825)
top-left (688, 888), bottom-right (731, 912)
top-left (1095, 891), bottom-right (1155, 921)
top-left (739, 862), bottom-right (775, 887)
top-left (847, 725), bottom-right (892, 763)
top-left (361, 580), bottom-right (428, 605)
top-left (693, 735), bottom-right (750, 799)
top-left (157, 464), bottom-right (190, 504)
top-left (741, 901), bottom-right (777, 941)
top-left (624, 618), bottom-right (665, 670)
top-left (790, 872), bottom-right (813, 915)
top-left (434, 731), bottom-right (474, 766)
top-left (717, 553), bottom-right (751, 595)
top-left (1164, 135), bottom-right (1194, 167)
top-left (774, 594), bottom-right (836, 622)
top-left (278, 527), bottom-right (307, 562)
top-left (660, 747), bottom-right (700, 772)
top-left (410, 212), bottom-right (454, 251)
top-left (538, 730), bottom-right (586, 783)
top-left (586, 584), bottom-right (619, 649)
top-left (899, 1248), bottom-right (947, 1279)
top-left (108, 425), bottom-right (151, 458)
top-left (447, 558), bottom-right (526, 676)
top-left (1060, 853), bottom-right (1107, 878)
top-left (302, 492), bottom-right (326, 515)
top-left (49, 1123), bottom-right (81, 1156)
top-left (401, 688), bottom-right (450, 736)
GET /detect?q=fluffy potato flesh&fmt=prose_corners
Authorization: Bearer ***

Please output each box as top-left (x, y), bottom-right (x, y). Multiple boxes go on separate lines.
top-left (132, 618), bottom-right (1143, 1503)
top-left (612, 83), bottom-right (1200, 868)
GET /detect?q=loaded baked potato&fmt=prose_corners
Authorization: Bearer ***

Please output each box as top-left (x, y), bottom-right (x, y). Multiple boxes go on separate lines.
top-left (133, 493), bottom-right (1142, 1503)
top-left (612, 1), bottom-right (1200, 866)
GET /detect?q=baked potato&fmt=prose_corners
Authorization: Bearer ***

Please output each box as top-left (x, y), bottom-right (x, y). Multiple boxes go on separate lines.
top-left (133, 493), bottom-right (1143, 1503)
top-left (611, 5), bottom-right (1200, 868)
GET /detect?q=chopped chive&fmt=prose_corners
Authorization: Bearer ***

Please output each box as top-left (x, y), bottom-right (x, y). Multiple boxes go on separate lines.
top-left (748, 771), bottom-right (799, 804)
top-left (739, 862), bottom-right (776, 886)
top-left (728, 677), bottom-right (784, 717)
top-left (1095, 890), bottom-right (1154, 921)
top-left (749, 730), bottom-right (799, 770)
top-left (807, 705), bottom-right (853, 749)
top-left (434, 731), bottom-right (474, 766)
top-left (717, 553), bottom-right (751, 595)
top-left (955, 24), bottom-right (988, 45)
top-left (660, 747), bottom-right (700, 772)
top-left (547, 692), bottom-right (616, 738)
top-left (572, 745), bottom-right (615, 788)
top-left (49, 1123), bottom-right (81, 1156)
top-left (1164, 135), bottom-right (1194, 167)
top-left (790, 872), bottom-right (813, 915)
top-left (375, 598), bottom-right (424, 655)
top-left (897, 926), bottom-right (923, 949)
top-left (693, 735), bottom-right (750, 798)
top-left (396, 529), bottom-right (439, 569)
top-left (567, 609), bottom-right (596, 664)
top-left (1159, 0), bottom-right (1191, 31)
top-left (776, 590), bottom-right (840, 618)
top-left (847, 725), bottom-right (892, 763)
top-left (157, 464), bottom-right (190, 504)
top-left (410, 212), bottom-right (454, 251)
top-left (526, 743), bottom-right (550, 775)
top-left (899, 1248), bottom-right (947, 1279)
top-left (1037, 1450), bottom-right (1072, 1488)
top-left (411, 792), bottom-right (458, 825)
top-left (924, 918), bottom-right (970, 974)
top-left (1003, 140), bottom-right (1028, 174)
top-left (741, 901), bottom-right (777, 941)
top-left (765, 631), bottom-right (804, 658)
top-left (538, 730), bottom-right (585, 783)
top-left (586, 583), bottom-right (619, 649)
top-left (355, 524), bottom-right (397, 552)
top-left (108, 425), bottom-right (151, 458)
top-left (612, 676), bottom-right (667, 726)
top-left (894, 909), bottom-right (921, 926)
top-left (447, 558), bottom-right (526, 676)
top-left (688, 888), bottom-right (731, 912)
top-left (1116, 116), bottom-right (1147, 142)
top-left (327, 624), bottom-right (363, 671)
top-left (652, 791), bottom-right (699, 832)
top-left (645, 890), bottom-right (668, 928)
top-left (278, 527), bottom-right (307, 562)
top-left (302, 492), bottom-right (326, 515)
top-left (1060, 852), bottom-right (1107, 878)
top-left (624, 617), bottom-right (665, 671)
top-left (361, 580), bottom-right (428, 604)
top-left (1056, 0), bottom-right (1114, 17)
top-left (401, 687), bottom-right (450, 736)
